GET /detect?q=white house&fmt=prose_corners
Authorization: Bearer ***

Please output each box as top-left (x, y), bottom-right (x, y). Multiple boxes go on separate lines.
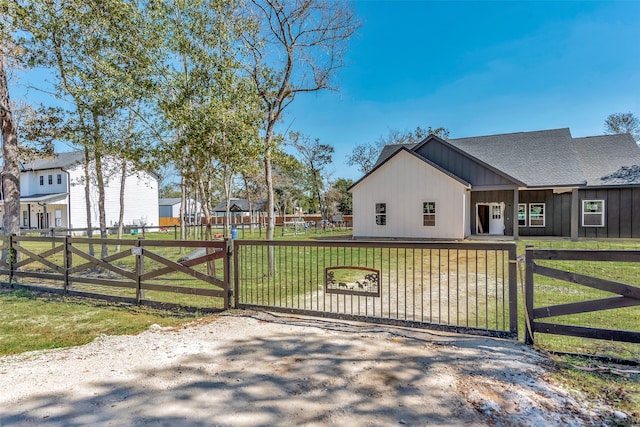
top-left (3, 151), bottom-right (159, 231)
top-left (350, 148), bottom-right (471, 239)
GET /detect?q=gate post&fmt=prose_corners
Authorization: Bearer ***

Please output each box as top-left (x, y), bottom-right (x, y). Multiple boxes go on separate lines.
top-left (508, 243), bottom-right (518, 336)
top-left (224, 238), bottom-right (232, 309)
top-left (233, 240), bottom-right (240, 309)
top-left (524, 244), bottom-right (535, 345)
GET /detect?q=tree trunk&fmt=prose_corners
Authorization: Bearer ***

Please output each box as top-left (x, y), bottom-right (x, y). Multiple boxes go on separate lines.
top-left (180, 173), bottom-right (187, 240)
top-left (116, 159), bottom-right (127, 251)
top-left (1, 54), bottom-right (20, 264)
top-left (83, 146), bottom-right (95, 256)
top-left (93, 146), bottom-right (108, 259)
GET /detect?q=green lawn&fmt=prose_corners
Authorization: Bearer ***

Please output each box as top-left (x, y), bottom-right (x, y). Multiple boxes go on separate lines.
top-left (0, 288), bottom-right (201, 355)
top-left (1, 234), bottom-right (638, 420)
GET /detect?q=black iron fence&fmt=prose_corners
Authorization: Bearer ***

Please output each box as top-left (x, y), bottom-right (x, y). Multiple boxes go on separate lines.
top-left (234, 240), bottom-right (518, 338)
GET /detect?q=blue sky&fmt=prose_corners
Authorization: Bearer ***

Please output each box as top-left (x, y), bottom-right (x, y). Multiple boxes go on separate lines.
top-left (8, 1), bottom-right (640, 183)
top-left (282, 0), bottom-right (640, 181)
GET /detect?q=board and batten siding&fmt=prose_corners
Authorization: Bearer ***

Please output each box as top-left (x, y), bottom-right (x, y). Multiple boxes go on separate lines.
top-left (578, 187), bottom-right (640, 238)
top-left (67, 160), bottom-right (159, 230)
top-left (352, 150), bottom-right (469, 239)
top-left (414, 139), bottom-right (515, 187)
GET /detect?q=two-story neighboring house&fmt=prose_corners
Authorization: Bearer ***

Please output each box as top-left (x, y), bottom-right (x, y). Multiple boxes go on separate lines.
top-left (5, 151), bottom-right (159, 231)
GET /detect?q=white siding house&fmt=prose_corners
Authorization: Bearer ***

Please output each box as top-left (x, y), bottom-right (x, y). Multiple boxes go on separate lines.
top-left (350, 149), bottom-right (471, 239)
top-left (6, 152), bottom-right (159, 231)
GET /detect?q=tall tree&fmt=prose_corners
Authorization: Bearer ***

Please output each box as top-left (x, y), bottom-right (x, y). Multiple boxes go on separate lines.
top-left (289, 132), bottom-right (334, 217)
top-left (152, 0), bottom-right (261, 238)
top-left (14, 0), bottom-right (155, 257)
top-left (604, 112), bottom-right (640, 142)
top-left (0, 44), bottom-right (20, 244)
top-left (331, 177), bottom-right (353, 215)
top-left (246, 0), bottom-right (359, 243)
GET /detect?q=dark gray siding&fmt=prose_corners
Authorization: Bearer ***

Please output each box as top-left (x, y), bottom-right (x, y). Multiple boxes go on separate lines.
top-left (578, 188), bottom-right (640, 238)
top-left (415, 141), bottom-right (515, 187)
top-left (517, 190), bottom-right (571, 237)
top-left (470, 190), bottom-right (514, 236)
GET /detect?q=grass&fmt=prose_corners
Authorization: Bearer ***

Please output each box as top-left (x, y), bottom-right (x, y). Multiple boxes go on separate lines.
top-left (547, 353), bottom-right (640, 423)
top-left (516, 239), bottom-right (640, 361)
top-left (0, 288), bottom-right (202, 356)
top-left (1, 234), bottom-right (638, 421)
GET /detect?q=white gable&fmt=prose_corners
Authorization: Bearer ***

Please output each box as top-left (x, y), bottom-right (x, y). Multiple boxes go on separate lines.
top-left (352, 150), bottom-right (470, 239)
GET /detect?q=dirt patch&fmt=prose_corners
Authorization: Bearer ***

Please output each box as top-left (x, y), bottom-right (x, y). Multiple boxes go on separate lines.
top-left (0, 311), bottom-right (615, 426)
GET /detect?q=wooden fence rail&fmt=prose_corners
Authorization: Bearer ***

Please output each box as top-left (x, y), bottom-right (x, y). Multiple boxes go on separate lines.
top-left (0, 236), bottom-right (231, 312)
top-left (525, 247), bottom-right (640, 345)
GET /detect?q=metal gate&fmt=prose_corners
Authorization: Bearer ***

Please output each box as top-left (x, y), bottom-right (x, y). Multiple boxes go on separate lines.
top-left (234, 240), bottom-right (518, 338)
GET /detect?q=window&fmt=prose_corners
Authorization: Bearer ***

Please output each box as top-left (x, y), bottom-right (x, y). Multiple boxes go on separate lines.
top-left (517, 203), bottom-right (527, 227)
top-left (375, 203), bottom-right (386, 226)
top-left (39, 176), bottom-right (44, 186)
top-left (582, 200), bottom-right (605, 227)
top-left (529, 203), bottom-right (545, 227)
top-left (57, 174), bottom-right (62, 185)
top-left (492, 205), bottom-right (502, 219)
top-left (48, 175), bottom-right (53, 185)
top-left (423, 202), bottom-right (436, 226)
top-left (23, 211), bottom-right (28, 227)
top-left (55, 210), bottom-right (62, 227)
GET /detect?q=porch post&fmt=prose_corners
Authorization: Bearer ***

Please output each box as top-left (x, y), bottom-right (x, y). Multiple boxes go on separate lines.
top-left (512, 188), bottom-right (519, 240)
top-left (571, 188), bottom-right (579, 241)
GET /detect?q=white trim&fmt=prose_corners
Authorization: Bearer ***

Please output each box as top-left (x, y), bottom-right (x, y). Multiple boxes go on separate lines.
top-left (517, 203), bottom-right (527, 227)
top-left (422, 201), bottom-right (436, 227)
top-left (375, 202), bottom-right (387, 226)
top-left (529, 203), bottom-right (545, 228)
top-left (582, 199), bottom-right (605, 227)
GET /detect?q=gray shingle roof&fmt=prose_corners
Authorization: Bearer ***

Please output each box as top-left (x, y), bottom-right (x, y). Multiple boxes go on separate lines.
top-left (448, 128), bottom-right (586, 187)
top-left (573, 134), bottom-right (640, 186)
top-left (20, 151), bottom-right (86, 171)
top-left (159, 198), bottom-right (182, 206)
top-left (371, 128), bottom-right (637, 188)
top-left (213, 198), bottom-right (267, 212)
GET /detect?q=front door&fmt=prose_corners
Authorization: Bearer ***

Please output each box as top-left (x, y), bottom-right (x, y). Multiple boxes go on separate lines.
top-left (489, 204), bottom-right (504, 235)
top-left (476, 203), bottom-right (505, 235)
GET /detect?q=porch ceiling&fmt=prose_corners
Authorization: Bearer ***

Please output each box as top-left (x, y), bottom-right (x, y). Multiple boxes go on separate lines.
top-left (18, 193), bottom-right (68, 204)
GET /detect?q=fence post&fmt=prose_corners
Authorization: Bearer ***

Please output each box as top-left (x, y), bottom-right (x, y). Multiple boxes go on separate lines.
top-left (135, 237), bottom-right (144, 304)
top-left (524, 244), bottom-right (535, 345)
top-left (508, 243), bottom-right (518, 336)
top-left (63, 236), bottom-right (71, 294)
top-left (174, 224), bottom-right (177, 241)
top-left (8, 234), bottom-right (16, 287)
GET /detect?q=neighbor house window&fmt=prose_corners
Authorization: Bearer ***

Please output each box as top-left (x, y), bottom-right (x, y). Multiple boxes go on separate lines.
top-left (582, 200), bottom-right (605, 227)
top-left (23, 211), bottom-right (28, 227)
top-left (39, 176), bottom-right (44, 186)
top-left (375, 203), bottom-right (386, 226)
top-left (529, 203), bottom-right (545, 227)
top-left (57, 174), bottom-right (62, 185)
top-left (517, 203), bottom-right (527, 227)
top-left (423, 202), bottom-right (436, 226)
top-left (48, 175), bottom-right (53, 185)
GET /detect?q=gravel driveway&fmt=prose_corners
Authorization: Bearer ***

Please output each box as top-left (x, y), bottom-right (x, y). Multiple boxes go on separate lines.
top-left (0, 310), bottom-right (604, 426)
